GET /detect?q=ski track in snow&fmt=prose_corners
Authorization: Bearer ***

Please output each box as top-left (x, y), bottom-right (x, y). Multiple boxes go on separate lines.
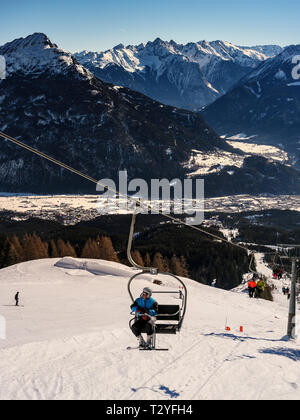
top-left (0, 257), bottom-right (299, 400)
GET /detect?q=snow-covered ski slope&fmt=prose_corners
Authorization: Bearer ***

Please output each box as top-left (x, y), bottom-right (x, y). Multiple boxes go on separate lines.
top-left (0, 257), bottom-right (299, 400)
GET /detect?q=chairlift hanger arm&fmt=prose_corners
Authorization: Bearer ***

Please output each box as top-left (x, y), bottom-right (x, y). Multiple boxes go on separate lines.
top-left (127, 208), bottom-right (158, 272)
top-left (249, 252), bottom-right (262, 278)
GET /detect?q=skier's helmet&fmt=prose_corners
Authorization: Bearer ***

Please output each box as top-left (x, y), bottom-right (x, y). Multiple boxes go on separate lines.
top-left (142, 287), bottom-right (152, 297)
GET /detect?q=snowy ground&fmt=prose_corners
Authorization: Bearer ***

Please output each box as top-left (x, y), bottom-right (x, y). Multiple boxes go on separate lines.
top-left (226, 141), bottom-right (289, 164)
top-left (0, 257), bottom-right (299, 400)
top-left (185, 139), bottom-right (289, 177)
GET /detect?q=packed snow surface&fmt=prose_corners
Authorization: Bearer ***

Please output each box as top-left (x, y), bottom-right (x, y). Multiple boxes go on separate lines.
top-left (0, 257), bottom-right (299, 400)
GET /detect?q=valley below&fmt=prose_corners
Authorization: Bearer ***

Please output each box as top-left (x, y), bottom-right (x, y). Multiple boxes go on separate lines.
top-left (0, 193), bottom-right (299, 225)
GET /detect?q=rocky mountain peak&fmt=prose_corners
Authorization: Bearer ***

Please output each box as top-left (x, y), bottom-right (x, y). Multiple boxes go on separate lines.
top-left (0, 33), bottom-right (56, 54)
top-left (0, 33), bottom-right (93, 81)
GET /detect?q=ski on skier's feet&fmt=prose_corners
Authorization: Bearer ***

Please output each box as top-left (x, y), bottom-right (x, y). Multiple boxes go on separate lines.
top-left (140, 347), bottom-right (169, 351)
top-left (127, 346), bottom-right (169, 351)
top-left (127, 345), bottom-right (146, 350)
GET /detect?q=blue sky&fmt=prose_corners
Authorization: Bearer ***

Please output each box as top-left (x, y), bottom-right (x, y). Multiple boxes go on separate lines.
top-left (1, 0), bottom-right (299, 52)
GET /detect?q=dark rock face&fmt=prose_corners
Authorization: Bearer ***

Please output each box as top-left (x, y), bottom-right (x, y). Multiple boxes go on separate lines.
top-left (0, 33), bottom-right (298, 197)
top-left (0, 34), bottom-right (226, 194)
top-left (202, 45), bottom-right (300, 169)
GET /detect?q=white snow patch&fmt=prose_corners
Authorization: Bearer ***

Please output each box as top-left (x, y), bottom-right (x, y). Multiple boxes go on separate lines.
top-left (226, 141), bottom-right (289, 164)
top-left (0, 257), bottom-right (299, 400)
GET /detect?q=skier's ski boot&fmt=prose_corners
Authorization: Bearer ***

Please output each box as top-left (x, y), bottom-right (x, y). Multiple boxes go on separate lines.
top-left (145, 335), bottom-right (153, 350)
top-left (138, 335), bottom-right (146, 348)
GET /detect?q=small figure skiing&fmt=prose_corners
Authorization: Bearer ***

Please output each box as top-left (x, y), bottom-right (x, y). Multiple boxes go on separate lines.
top-left (130, 287), bottom-right (158, 349)
top-left (15, 292), bottom-right (19, 307)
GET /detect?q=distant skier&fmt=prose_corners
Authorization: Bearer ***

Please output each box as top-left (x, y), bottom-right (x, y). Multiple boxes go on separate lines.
top-left (273, 267), bottom-right (283, 280)
top-left (15, 292), bottom-right (19, 307)
top-left (248, 279), bottom-right (257, 298)
top-left (130, 287), bottom-right (158, 348)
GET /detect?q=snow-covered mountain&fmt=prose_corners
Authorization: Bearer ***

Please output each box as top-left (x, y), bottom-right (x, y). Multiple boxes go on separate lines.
top-left (0, 33), bottom-right (298, 196)
top-left (240, 44), bottom-right (283, 57)
top-left (202, 44), bottom-right (300, 168)
top-left (0, 256), bottom-right (299, 400)
top-left (75, 39), bottom-right (282, 110)
top-left (0, 33), bottom-right (231, 194)
top-left (0, 33), bottom-right (93, 80)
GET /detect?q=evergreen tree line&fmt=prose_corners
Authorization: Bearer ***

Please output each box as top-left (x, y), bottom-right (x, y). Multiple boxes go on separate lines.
top-left (131, 250), bottom-right (189, 277)
top-left (0, 215), bottom-right (251, 290)
top-left (0, 234), bottom-right (119, 268)
top-left (133, 224), bottom-right (250, 290)
top-left (0, 233), bottom-right (189, 278)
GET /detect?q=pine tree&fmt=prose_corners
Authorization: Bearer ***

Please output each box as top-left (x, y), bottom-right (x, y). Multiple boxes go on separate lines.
top-left (144, 252), bottom-right (152, 267)
top-left (152, 252), bottom-right (170, 272)
top-left (10, 235), bottom-right (24, 262)
top-left (57, 239), bottom-right (73, 257)
top-left (22, 234), bottom-right (42, 261)
top-left (179, 256), bottom-right (189, 277)
top-left (81, 238), bottom-right (98, 258)
top-left (65, 241), bottom-right (77, 258)
top-left (49, 240), bottom-right (59, 258)
top-left (100, 236), bottom-right (120, 262)
top-left (0, 238), bottom-right (21, 267)
top-left (170, 255), bottom-right (188, 277)
top-left (6, 242), bottom-right (20, 266)
top-left (81, 236), bottom-right (119, 262)
top-left (131, 250), bottom-right (144, 267)
top-left (32, 234), bottom-right (49, 259)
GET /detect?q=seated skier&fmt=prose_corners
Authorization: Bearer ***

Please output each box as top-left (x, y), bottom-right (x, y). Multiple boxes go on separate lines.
top-left (130, 287), bottom-right (158, 348)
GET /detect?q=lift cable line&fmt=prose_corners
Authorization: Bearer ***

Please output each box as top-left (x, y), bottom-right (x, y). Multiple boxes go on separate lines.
top-left (0, 130), bottom-right (250, 253)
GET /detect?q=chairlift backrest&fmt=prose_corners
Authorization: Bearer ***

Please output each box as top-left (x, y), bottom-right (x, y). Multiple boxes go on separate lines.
top-left (157, 305), bottom-right (180, 321)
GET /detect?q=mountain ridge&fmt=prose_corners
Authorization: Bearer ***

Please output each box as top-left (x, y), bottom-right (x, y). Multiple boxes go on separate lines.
top-left (0, 33), bottom-right (299, 196)
top-left (202, 43), bottom-right (300, 168)
top-left (0, 33), bottom-right (232, 194)
top-left (74, 39), bottom-right (283, 110)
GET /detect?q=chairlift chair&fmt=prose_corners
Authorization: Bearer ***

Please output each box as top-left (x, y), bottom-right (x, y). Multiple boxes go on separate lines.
top-left (271, 248), bottom-right (287, 279)
top-left (127, 209), bottom-right (187, 350)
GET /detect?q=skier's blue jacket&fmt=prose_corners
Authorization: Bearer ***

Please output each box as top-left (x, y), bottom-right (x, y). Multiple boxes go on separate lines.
top-left (131, 296), bottom-right (158, 317)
